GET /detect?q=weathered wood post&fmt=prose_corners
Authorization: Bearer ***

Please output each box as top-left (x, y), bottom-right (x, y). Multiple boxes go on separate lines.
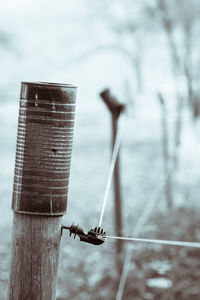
top-left (8, 82), bottom-right (77, 300)
top-left (100, 88), bottom-right (125, 274)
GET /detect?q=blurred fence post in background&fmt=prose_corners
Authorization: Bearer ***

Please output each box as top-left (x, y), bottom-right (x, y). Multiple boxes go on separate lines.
top-left (100, 88), bottom-right (125, 274)
top-left (158, 92), bottom-right (173, 210)
top-left (8, 82), bottom-right (77, 300)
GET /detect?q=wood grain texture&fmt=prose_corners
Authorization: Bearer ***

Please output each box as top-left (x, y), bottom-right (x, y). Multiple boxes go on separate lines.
top-left (8, 213), bottom-right (62, 300)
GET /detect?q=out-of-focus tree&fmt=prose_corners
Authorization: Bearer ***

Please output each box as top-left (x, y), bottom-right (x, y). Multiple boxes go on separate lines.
top-left (0, 30), bottom-right (10, 48)
top-left (147, 0), bottom-right (200, 118)
top-left (78, 0), bottom-right (147, 93)
top-left (0, 29), bottom-right (17, 100)
top-left (84, 0), bottom-right (200, 115)
top-left (144, 0), bottom-right (200, 207)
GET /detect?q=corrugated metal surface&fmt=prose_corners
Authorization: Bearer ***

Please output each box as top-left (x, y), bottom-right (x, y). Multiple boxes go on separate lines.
top-left (12, 82), bottom-right (77, 215)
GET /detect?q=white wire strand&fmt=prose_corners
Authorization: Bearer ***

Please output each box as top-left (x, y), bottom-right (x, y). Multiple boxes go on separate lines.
top-left (98, 113), bottom-right (126, 228)
top-left (116, 168), bottom-right (163, 300)
top-left (106, 235), bottom-right (200, 248)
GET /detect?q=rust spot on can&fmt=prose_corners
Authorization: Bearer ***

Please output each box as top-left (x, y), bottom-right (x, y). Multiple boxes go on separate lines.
top-left (12, 82), bottom-right (77, 215)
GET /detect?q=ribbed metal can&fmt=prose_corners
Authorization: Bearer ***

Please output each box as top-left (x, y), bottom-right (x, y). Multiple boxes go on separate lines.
top-left (12, 82), bottom-right (77, 215)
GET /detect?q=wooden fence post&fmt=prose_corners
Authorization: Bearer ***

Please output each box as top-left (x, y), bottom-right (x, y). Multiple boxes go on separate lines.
top-left (8, 82), bottom-right (77, 300)
top-left (100, 88), bottom-right (125, 274)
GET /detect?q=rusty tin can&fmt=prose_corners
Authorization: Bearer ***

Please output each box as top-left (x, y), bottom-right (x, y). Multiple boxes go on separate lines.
top-left (12, 82), bottom-right (77, 215)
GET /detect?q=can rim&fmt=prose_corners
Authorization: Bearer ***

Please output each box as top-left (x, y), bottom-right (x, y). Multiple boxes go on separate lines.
top-left (21, 81), bottom-right (77, 88)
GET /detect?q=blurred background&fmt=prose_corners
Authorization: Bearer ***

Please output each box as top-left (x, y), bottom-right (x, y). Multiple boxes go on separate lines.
top-left (0, 0), bottom-right (200, 299)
